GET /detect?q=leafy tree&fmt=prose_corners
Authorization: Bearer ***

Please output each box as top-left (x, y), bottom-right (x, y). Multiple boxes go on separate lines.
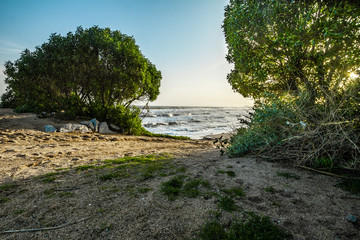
top-left (2, 26), bottom-right (161, 134)
top-left (223, 0), bottom-right (360, 103)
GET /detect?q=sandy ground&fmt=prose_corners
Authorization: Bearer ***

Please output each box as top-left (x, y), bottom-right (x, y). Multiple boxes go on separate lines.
top-left (0, 108), bottom-right (359, 240)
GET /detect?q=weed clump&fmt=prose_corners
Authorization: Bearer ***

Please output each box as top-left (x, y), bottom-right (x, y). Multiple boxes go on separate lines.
top-left (217, 196), bottom-right (237, 212)
top-left (161, 176), bottom-right (211, 201)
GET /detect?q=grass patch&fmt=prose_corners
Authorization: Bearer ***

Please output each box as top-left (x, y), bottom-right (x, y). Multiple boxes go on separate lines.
top-left (0, 183), bottom-right (18, 191)
top-left (161, 175), bottom-right (212, 200)
top-left (75, 165), bottom-right (95, 171)
top-left (337, 178), bottom-right (360, 196)
top-left (222, 187), bottom-right (246, 198)
top-left (58, 192), bottom-right (74, 198)
top-left (143, 132), bottom-right (190, 140)
top-left (183, 179), bottom-right (211, 198)
top-left (276, 172), bottom-right (300, 180)
top-left (264, 186), bottom-right (276, 193)
top-left (161, 175), bottom-right (185, 201)
top-left (218, 170), bottom-right (236, 177)
top-left (0, 197), bottom-right (11, 203)
top-left (44, 189), bottom-right (56, 198)
top-left (197, 213), bottom-right (290, 240)
top-left (218, 196), bottom-right (237, 212)
top-left (39, 172), bottom-right (60, 183)
top-left (13, 209), bottom-right (25, 215)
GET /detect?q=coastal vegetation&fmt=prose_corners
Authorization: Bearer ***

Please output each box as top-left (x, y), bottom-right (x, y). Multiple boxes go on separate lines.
top-left (223, 0), bottom-right (360, 171)
top-left (1, 26), bottom-right (161, 135)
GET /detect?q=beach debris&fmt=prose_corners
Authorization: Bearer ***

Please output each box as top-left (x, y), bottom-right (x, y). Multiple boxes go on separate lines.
top-left (346, 214), bottom-right (357, 223)
top-left (44, 125), bottom-right (57, 133)
top-left (98, 122), bottom-right (114, 134)
top-left (59, 123), bottom-right (91, 133)
top-left (90, 118), bottom-right (100, 132)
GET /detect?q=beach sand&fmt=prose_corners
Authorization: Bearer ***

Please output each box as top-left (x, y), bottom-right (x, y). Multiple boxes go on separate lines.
top-left (0, 108), bottom-right (359, 239)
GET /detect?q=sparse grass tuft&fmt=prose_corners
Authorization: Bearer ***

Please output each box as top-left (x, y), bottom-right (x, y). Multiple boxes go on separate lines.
top-left (0, 197), bottom-right (11, 203)
top-left (0, 183), bottom-right (18, 191)
top-left (276, 171), bottom-right (300, 180)
top-left (264, 186), bottom-right (276, 193)
top-left (222, 187), bottom-right (246, 198)
top-left (76, 165), bottom-right (95, 171)
top-left (197, 213), bottom-right (290, 240)
top-left (161, 175), bottom-right (212, 200)
top-left (218, 196), bottom-right (237, 212)
top-left (161, 175), bottom-right (185, 201)
top-left (218, 170), bottom-right (236, 177)
top-left (183, 179), bottom-right (211, 198)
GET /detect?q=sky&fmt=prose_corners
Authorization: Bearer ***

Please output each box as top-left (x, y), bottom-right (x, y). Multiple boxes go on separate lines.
top-left (0, 0), bottom-right (253, 107)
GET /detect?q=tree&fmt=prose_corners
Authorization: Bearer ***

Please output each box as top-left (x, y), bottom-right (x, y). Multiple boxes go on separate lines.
top-left (223, 0), bottom-right (360, 103)
top-left (2, 26), bottom-right (162, 134)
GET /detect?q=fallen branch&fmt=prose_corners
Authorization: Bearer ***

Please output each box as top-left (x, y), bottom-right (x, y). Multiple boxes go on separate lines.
top-left (4, 217), bottom-right (90, 233)
top-left (296, 165), bottom-right (347, 179)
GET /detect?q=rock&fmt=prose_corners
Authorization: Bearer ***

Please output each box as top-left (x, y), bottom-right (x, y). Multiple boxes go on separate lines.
top-left (44, 125), bottom-right (57, 133)
top-left (346, 214), bottom-right (357, 223)
top-left (59, 123), bottom-right (91, 133)
top-left (109, 123), bottom-right (121, 131)
top-left (80, 121), bottom-right (95, 131)
top-left (98, 122), bottom-right (114, 134)
top-left (90, 118), bottom-right (100, 132)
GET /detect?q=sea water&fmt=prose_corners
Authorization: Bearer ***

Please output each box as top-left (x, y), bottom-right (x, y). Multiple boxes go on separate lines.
top-left (141, 106), bottom-right (251, 139)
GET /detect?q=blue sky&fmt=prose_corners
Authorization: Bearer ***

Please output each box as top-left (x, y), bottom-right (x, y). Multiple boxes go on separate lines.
top-left (0, 0), bottom-right (253, 107)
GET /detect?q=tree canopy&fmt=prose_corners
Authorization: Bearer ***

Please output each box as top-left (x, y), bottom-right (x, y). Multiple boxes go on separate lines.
top-left (223, 0), bottom-right (360, 103)
top-left (1, 26), bottom-right (162, 133)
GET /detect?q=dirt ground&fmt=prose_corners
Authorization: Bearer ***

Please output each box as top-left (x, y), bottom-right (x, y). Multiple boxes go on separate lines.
top-left (0, 108), bottom-right (359, 240)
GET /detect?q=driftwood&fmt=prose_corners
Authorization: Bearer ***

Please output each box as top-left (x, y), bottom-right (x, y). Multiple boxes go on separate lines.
top-left (4, 217), bottom-right (90, 233)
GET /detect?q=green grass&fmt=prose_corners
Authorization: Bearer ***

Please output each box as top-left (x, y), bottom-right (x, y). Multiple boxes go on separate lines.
top-left (161, 175), bottom-right (213, 200)
top-left (264, 186), bottom-right (276, 193)
top-left (183, 179), bottom-right (211, 198)
top-left (218, 196), bottom-right (237, 212)
top-left (276, 171), bottom-right (300, 180)
top-left (0, 197), bottom-right (11, 203)
top-left (75, 154), bottom-right (175, 181)
top-left (197, 213), bottom-right (290, 240)
top-left (75, 165), bottom-right (95, 171)
top-left (39, 172), bottom-right (61, 183)
top-left (143, 131), bottom-right (190, 140)
top-left (161, 175), bottom-right (185, 201)
top-left (58, 192), bottom-right (74, 198)
top-left (0, 183), bottom-right (18, 191)
top-left (218, 170), bottom-right (236, 177)
top-left (222, 187), bottom-right (246, 198)
top-left (337, 178), bottom-right (360, 196)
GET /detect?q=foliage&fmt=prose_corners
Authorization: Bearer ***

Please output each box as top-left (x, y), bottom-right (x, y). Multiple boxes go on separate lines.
top-left (196, 213), bottom-right (290, 240)
top-left (227, 96), bottom-right (299, 157)
top-left (1, 26), bottom-right (161, 134)
top-left (223, 0), bottom-right (360, 103)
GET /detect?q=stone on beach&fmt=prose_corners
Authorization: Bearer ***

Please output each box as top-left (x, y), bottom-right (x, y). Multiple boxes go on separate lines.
top-left (98, 122), bottom-right (114, 134)
top-left (44, 125), bottom-right (57, 133)
top-left (59, 123), bottom-right (91, 133)
top-left (79, 120), bottom-right (95, 131)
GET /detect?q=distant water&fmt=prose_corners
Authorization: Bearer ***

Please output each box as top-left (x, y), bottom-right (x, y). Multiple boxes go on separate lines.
top-left (141, 106), bottom-right (251, 139)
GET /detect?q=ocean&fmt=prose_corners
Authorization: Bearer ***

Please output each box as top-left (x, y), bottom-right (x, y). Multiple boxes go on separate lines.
top-left (141, 106), bottom-right (251, 139)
